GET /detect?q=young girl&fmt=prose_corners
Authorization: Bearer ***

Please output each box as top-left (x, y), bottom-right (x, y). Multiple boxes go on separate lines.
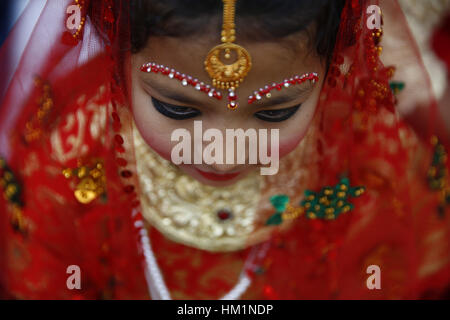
top-left (0, 0), bottom-right (448, 299)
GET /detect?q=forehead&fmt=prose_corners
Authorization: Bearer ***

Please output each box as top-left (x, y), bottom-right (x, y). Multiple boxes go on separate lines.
top-left (134, 34), bottom-right (323, 88)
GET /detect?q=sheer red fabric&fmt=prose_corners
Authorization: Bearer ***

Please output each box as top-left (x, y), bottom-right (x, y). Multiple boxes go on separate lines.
top-left (433, 14), bottom-right (450, 76)
top-left (0, 0), bottom-right (449, 299)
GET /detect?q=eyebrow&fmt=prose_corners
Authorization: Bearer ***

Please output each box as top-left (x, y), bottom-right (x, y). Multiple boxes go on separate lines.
top-left (141, 73), bottom-right (315, 109)
top-left (142, 77), bottom-right (206, 106)
top-left (251, 83), bottom-right (314, 109)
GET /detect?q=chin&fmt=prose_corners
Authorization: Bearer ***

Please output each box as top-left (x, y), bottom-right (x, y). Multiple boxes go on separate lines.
top-left (179, 165), bottom-right (254, 187)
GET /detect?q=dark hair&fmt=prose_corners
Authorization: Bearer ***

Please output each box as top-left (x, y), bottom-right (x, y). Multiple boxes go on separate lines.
top-left (130, 0), bottom-right (346, 62)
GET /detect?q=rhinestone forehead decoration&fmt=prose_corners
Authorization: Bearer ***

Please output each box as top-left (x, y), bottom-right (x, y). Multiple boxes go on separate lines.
top-left (204, 0), bottom-right (251, 110)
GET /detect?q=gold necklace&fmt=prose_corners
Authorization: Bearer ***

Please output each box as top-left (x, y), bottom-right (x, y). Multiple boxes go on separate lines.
top-left (133, 121), bottom-right (320, 252)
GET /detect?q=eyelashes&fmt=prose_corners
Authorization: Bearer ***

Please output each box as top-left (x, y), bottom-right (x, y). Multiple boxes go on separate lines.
top-left (151, 97), bottom-right (201, 120)
top-left (253, 105), bottom-right (301, 122)
top-left (151, 96), bottom-right (300, 122)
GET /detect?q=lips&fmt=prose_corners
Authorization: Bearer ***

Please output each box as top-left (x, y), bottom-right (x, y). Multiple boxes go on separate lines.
top-left (195, 168), bottom-right (241, 181)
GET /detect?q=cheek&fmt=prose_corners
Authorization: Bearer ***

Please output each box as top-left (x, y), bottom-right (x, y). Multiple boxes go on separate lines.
top-left (135, 121), bottom-right (174, 162)
top-left (278, 104), bottom-right (318, 159)
top-left (131, 82), bottom-right (176, 162)
top-left (278, 76), bottom-right (324, 159)
top-left (278, 128), bottom-right (307, 158)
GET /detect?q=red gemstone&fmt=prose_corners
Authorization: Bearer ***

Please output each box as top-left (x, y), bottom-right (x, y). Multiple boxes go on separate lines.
top-left (114, 134), bottom-right (124, 145)
top-left (132, 211), bottom-right (143, 223)
top-left (217, 210), bottom-right (232, 221)
top-left (121, 170), bottom-right (133, 178)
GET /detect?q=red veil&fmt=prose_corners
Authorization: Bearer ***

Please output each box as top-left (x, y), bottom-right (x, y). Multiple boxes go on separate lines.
top-left (0, 0), bottom-right (449, 299)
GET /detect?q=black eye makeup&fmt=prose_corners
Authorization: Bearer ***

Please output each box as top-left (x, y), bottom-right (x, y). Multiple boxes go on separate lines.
top-left (151, 97), bottom-right (201, 120)
top-left (152, 95), bottom-right (301, 123)
top-left (254, 105), bottom-right (301, 122)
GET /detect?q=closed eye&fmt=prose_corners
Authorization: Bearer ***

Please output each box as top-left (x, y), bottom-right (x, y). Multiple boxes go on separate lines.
top-left (151, 95), bottom-right (300, 122)
top-left (151, 97), bottom-right (201, 120)
top-left (254, 105), bottom-right (301, 122)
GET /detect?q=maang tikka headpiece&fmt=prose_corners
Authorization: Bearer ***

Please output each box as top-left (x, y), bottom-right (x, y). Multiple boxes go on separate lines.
top-left (204, 0), bottom-right (252, 110)
top-left (140, 0), bottom-right (318, 110)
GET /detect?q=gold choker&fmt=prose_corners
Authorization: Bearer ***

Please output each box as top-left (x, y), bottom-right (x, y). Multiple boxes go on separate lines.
top-left (133, 121), bottom-right (321, 252)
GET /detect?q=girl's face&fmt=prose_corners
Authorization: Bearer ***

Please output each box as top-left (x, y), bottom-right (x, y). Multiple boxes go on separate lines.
top-left (131, 33), bottom-right (326, 187)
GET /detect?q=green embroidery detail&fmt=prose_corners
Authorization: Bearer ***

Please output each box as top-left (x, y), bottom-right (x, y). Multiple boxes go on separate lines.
top-left (1, 157), bottom-right (27, 235)
top-left (0, 157), bottom-right (23, 208)
top-left (428, 137), bottom-right (449, 218)
top-left (389, 81), bottom-right (405, 95)
top-left (265, 195), bottom-right (290, 226)
top-left (266, 212), bottom-right (283, 226)
top-left (265, 178), bottom-right (366, 225)
top-left (302, 178), bottom-right (365, 220)
top-left (270, 195), bottom-right (289, 213)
